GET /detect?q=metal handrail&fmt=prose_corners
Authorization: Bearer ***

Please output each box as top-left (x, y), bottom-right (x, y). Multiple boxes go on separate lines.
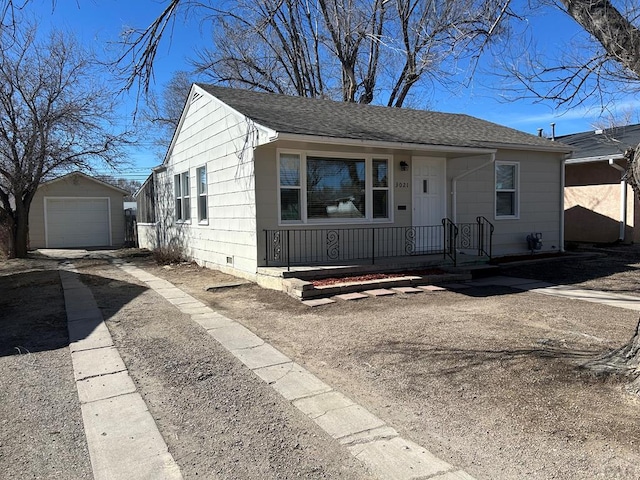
top-left (264, 219), bottom-right (493, 269)
top-left (442, 218), bottom-right (458, 266)
top-left (476, 216), bottom-right (494, 260)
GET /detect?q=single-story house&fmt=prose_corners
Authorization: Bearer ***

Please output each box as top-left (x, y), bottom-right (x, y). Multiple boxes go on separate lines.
top-left (558, 124), bottom-right (640, 244)
top-left (29, 171), bottom-right (129, 249)
top-left (137, 84), bottom-right (571, 284)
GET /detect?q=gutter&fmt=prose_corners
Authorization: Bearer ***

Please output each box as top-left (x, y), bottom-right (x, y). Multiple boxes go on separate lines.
top-left (271, 132), bottom-right (497, 156)
top-left (609, 159), bottom-right (628, 241)
top-left (451, 153), bottom-right (496, 223)
top-left (565, 154), bottom-right (624, 165)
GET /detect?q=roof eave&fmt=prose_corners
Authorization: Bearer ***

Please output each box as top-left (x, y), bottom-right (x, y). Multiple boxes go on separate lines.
top-left (40, 171), bottom-right (130, 195)
top-left (268, 132), bottom-right (497, 155)
top-left (565, 153), bottom-right (625, 165)
top-left (478, 141), bottom-right (573, 154)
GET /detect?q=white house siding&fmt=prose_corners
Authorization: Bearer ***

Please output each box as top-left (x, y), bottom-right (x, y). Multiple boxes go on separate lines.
top-left (254, 142), bottom-right (420, 265)
top-left (449, 150), bottom-right (563, 256)
top-left (255, 142), bottom-right (564, 262)
top-left (153, 89), bottom-right (272, 278)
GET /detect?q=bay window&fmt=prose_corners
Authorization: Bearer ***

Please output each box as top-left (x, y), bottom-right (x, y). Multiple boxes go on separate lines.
top-left (278, 151), bottom-right (391, 223)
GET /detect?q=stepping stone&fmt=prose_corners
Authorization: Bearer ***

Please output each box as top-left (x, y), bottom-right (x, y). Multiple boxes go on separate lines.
top-left (443, 283), bottom-right (471, 290)
top-left (364, 289), bottom-right (396, 297)
top-left (391, 287), bottom-right (423, 294)
top-left (334, 292), bottom-right (368, 301)
top-left (418, 285), bottom-right (447, 292)
top-left (302, 298), bottom-right (336, 307)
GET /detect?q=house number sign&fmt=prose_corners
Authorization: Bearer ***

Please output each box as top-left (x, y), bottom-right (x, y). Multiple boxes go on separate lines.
top-left (395, 181), bottom-right (409, 189)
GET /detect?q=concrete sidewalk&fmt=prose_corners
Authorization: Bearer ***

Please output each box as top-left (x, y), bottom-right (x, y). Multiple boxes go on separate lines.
top-left (468, 275), bottom-right (640, 311)
top-left (60, 264), bottom-right (183, 480)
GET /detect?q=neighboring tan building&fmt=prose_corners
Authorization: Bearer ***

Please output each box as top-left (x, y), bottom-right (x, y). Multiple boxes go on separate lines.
top-left (559, 125), bottom-right (640, 244)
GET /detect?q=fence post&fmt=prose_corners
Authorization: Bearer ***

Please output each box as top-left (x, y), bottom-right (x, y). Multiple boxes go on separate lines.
top-left (371, 227), bottom-right (375, 265)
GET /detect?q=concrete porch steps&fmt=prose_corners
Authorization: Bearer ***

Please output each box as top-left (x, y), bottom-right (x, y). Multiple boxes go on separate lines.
top-left (282, 271), bottom-right (475, 300)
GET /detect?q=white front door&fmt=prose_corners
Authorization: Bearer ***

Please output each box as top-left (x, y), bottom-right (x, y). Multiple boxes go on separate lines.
top-left (412, 157), bottom-right (446, 251)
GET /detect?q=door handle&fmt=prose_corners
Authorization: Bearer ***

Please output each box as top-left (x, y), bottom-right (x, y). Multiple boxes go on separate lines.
top-left (423, 180), bottom-right (428, 193)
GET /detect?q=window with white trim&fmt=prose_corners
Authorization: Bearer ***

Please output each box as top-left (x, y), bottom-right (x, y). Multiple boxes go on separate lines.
top-left (495, 162), bottom-right (518, 218)
top-left (174, 171), bottom-right (190, 221)
top-left (372, 158), bottom-right (389, 218)
top-left (279, 153), bottom-right (301, 221)
top-left (197, 166), bottom-right (207, 222)
top-left (278, 151), bottom-right (391, 223)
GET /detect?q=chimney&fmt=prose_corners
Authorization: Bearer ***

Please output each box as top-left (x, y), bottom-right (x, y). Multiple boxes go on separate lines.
top-left (550, 123), bottom-right (556, 141)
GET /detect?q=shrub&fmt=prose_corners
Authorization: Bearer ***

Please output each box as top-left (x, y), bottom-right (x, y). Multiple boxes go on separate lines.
top-left (152, 245), bottom-right (185, 265)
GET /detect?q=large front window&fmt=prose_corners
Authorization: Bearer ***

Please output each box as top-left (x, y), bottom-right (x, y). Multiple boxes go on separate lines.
top-left (278, 152), bottom-right (391, 223)
top-left (495, 162), bottom-right (518, 218)
top-left (307, 156), bottom-right (365, 219)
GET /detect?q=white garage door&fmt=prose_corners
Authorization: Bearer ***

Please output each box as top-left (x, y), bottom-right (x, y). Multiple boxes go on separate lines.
top-left (46, 198), bottom-right (111, 248)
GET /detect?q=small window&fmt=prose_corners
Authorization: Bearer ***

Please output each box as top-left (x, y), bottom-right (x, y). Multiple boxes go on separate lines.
top-left (279, 153), bottom-right (301, 221)
top-left (174, 171), bottom-right (190, 221)
top-left (495, 162), bottom-right (518, 218)
top-left (372, 159), bottom-right (389, 219)
top-left (197, 166), bottom-right (207, 222)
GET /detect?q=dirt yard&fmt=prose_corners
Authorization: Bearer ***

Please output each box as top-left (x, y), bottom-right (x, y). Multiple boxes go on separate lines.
top-left (2, 245), bottom-right (640, 479)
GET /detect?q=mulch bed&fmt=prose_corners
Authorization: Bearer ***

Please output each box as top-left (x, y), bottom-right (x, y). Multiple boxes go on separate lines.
top-left (311, 268), bottom-right (445, 287)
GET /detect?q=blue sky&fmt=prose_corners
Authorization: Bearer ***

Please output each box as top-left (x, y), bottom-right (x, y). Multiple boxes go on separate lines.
top-left (27, 0), bottom-right (638, 179)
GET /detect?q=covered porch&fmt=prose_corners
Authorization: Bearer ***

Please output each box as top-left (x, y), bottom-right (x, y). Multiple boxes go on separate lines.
top-left (261, 216), bottom-right (494, 274)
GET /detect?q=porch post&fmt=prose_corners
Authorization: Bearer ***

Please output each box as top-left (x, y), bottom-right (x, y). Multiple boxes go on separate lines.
top-left (286, 229), bottom-right (291, 272)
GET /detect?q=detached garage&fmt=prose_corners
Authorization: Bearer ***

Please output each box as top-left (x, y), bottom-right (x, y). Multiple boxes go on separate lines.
top-left (29, 172), bottom-right (128, 249)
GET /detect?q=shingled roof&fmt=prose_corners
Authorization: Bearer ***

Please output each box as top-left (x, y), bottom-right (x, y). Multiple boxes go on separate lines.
top-left (558, 124), bottom-right (640, 160)
top-left (197, 84), bottom-right (570, 153)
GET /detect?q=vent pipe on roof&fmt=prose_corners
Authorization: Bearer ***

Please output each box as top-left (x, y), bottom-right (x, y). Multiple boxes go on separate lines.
top-left (550, 123), bottom-right (556, 141)
top-left (537, 128), bottom-right (543, 137)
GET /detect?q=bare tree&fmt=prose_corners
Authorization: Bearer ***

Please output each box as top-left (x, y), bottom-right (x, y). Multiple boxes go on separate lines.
top-left (106, 0), bottom-right (514, 106)
top-left (0, 24), bottom-right (131, 258)
top-left (188, 0), bottom-right (515, 106)
top-left (496, 0), bottom-right (640, 109)
top-left (142, 70), bottom-right (193, 157)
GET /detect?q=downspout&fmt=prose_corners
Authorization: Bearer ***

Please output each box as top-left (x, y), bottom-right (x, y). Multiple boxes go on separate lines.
top-left (609, 159), bottom-right (627, 242)
top-left (451, 153), bottom-right (496, 223)
top-left (560, 157), bottom-right (566, 252)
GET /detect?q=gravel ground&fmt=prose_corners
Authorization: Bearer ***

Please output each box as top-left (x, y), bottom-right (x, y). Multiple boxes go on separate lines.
top-left (139, 246), bottom-right (640, 480)
top-left (0, 266), bottom-right (92, 480)
top-left (2, 245), bottom-right (640, 480)
top-left (77, 260), bottom-right (373, 480)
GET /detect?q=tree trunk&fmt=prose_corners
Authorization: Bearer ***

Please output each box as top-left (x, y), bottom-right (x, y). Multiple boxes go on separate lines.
top-left (583, 318), bottom-right (640, 392)
top-left (583, 145), bottom-right (640, 393)
top-left (560, 0), bottom-right (640, 78)
top-left (11, 202), bottom-right (30, 258)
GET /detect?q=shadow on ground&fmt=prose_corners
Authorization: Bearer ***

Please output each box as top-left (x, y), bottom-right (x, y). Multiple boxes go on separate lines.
top-left (498, 244), bottom-right (640, 292)
top-left (0, 267), bottom-right (147, 357)
top-left (365, 339), bottom-right (600, 377)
